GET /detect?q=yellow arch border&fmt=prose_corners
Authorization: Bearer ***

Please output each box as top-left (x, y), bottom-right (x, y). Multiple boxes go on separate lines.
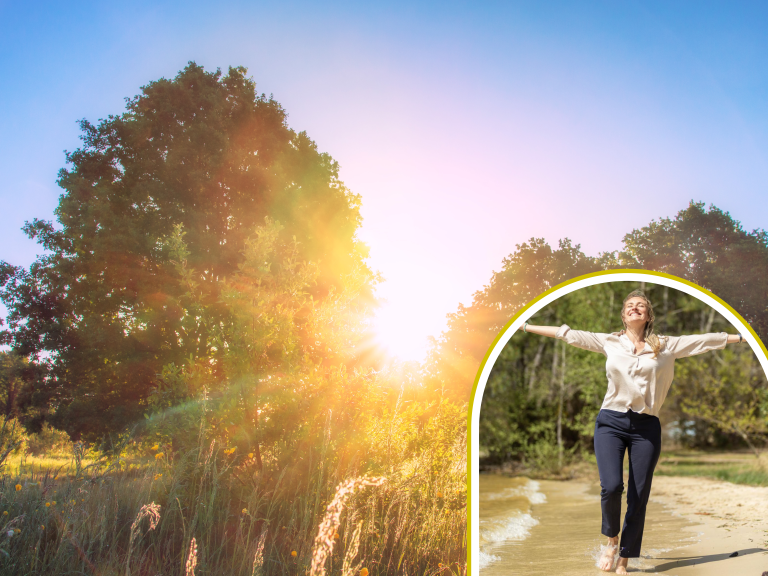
top-left (466, 268), bottom-right (768, 574)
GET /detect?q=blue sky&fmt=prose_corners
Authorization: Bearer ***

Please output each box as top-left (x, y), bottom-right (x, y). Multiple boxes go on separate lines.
top-left (2, 1), bottom-right (768, 358)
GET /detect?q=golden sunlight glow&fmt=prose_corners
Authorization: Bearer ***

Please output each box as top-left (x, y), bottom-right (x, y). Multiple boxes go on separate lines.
top-left (370, 301), bottom-right (433, 362)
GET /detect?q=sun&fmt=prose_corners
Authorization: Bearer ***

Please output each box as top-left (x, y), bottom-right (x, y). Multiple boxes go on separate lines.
top-left (369, 301), bottom-right (433, 363)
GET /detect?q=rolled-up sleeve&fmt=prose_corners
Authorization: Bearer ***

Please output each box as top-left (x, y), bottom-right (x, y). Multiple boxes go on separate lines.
top-left (556, 324), bottom-right (608, 355)
top-left (665, 333), bottom-right (728, 358)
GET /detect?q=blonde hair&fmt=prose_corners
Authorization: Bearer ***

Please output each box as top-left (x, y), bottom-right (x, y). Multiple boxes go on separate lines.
top-left (621, 289), bottom-right (663, 357)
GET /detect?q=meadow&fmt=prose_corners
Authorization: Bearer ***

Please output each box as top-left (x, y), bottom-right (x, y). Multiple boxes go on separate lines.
top-left (0, 389), bottom-right (467, 576)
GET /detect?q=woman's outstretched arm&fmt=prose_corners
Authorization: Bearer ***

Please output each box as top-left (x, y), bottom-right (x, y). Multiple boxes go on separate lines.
top-left (522, 324), bottom-right (561, 338)
top-left (524, 323), bottom-right (609, 354)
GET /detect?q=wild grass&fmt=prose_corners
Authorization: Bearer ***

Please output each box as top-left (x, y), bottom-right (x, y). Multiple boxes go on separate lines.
top-left (654, 450), bottom-right (768, 486)
top-left (0, 400), bottom-right (467, 575)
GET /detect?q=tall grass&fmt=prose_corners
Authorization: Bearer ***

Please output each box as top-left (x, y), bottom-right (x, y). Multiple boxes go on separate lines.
top-left (0, 399), bottom-right (467, 575)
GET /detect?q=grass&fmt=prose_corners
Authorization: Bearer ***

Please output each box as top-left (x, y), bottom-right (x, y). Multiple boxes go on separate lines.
top-left (0, 408), bottom-right (468, 575)
top-left (654, 449), bottom-right (768, 486)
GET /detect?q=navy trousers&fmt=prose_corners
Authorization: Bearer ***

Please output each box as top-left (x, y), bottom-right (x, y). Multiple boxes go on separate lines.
top-left (593, 409), bottom-right (662, 558)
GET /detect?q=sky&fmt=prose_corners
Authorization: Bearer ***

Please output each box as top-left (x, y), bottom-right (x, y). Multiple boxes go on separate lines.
top-left (2, 0), bottom-right (768, 360)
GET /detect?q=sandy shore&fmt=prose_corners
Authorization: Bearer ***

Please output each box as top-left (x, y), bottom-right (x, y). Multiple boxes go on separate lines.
top-left (644, 475), bottom-right (768, 575)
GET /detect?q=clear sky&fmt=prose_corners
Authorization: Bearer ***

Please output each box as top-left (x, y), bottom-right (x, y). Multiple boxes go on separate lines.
top-left (2, 1), bottom-right (768, 360)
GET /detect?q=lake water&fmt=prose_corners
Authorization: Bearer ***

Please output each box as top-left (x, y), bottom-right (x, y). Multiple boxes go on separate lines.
top-left (479, 474), bottom-right (700, 575)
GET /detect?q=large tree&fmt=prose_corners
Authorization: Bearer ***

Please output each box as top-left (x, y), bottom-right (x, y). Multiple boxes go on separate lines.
top-left (0, 63), bottom-right (375, 440)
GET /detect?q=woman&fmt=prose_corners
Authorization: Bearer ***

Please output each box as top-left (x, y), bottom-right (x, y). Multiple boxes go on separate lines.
top-left (523, 289), bottom-right (744, 574)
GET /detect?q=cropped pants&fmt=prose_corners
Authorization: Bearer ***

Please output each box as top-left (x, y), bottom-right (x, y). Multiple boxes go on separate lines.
top-left (593, 408), bottom-right (662, 558)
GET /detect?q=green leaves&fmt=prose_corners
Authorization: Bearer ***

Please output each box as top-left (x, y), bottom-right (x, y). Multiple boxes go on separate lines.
top-left (0, 63), bottom-right (373, 440)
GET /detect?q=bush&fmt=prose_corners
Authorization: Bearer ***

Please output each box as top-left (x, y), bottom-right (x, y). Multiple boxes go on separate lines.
top-left (25, 424), bottom-right (72, 456)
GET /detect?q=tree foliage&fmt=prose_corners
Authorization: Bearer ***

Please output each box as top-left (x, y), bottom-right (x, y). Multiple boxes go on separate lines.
top-left (0, 63), bottom-right (375, 440)
top-left (428, 201), bottom-right (768, 402)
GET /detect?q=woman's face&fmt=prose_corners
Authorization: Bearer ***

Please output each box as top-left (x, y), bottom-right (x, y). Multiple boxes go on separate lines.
top-left (622, 296), bottom-right (649, 327)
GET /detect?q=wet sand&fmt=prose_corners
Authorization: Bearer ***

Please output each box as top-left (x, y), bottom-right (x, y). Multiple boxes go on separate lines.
top-left (479, 474), bottom-right (768, 575)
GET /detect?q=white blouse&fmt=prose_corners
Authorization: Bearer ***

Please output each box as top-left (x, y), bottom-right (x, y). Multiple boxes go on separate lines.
top-left (555, 324), bottom-right (728, 417)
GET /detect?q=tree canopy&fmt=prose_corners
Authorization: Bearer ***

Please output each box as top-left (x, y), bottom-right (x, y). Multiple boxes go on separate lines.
top-left (0, 63), bottom-right (376, 440)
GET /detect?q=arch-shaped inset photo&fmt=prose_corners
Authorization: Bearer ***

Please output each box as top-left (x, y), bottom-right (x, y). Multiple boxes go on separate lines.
top-left (469, 272), bottom-right (768, 576)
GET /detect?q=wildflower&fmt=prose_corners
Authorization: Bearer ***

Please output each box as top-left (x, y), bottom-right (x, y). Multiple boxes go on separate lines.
top-left (248, 452), bottom-right (254, 459)
top-left (155, 453), bottom-right (164, 460)
top-left (438, 563), bottom-right (444, 568)
top-left (437, 492), bottom-right (443, 498)
top-left (154, 473), bottom-right (162, 480)
top-left (333, 531), bottom-right (339, 540)
top-left (40, 525), bottom-right (45, 530)
top-left (151, 444), bottom-right (159, 451)
top-left (360, 568), bottom-right (369, 576)
top-left (52, 501), bottom-right (57, 506)
top-left (1, 511), bottom-right (6, 516)
top-left (14, 484), bottom-right (21, 492)
top-left (45, 502), bottom-right (51, 508)
top-left (242, 508), bottom-right (248, 515)
top-left (14, 529), bottom-right (20, 534)
top-left (224, 447), bottom-right (236, 455)
top-left (291, 550), bottom-right (297, 558)
top-left (70, 500), bottom-right (76, 506)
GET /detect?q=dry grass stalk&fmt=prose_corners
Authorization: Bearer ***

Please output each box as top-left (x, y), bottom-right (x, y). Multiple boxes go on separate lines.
top-left (341, 520), bottom-right (363, 576)
top-left (126, 502), bottom-right (161, 576)
top-left (185, 537), bottom-right (198, 576)
top-left (309, 476), bottom-right (385, 576)
top-left (251, 529), bottom-right (267, 576)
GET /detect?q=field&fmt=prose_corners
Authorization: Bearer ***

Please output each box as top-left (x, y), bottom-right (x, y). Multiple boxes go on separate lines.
top-left (0, 405), bottom-right (468, 576)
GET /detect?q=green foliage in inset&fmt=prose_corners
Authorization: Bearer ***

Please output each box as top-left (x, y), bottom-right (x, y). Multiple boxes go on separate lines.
top-left (479, 281), bottom-right (768, 471)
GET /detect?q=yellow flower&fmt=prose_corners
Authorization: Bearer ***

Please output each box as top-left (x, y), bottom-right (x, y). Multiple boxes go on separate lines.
top-left (14, 529), bottom-right (20, 534)
top-left (224, 447), bottom-right (236, 455)
top-left (40, 525), bottom-right (45, 530)
top-left (14, 484), bottom-right (21, 492)
top-left (360, 568), bottom-right (369, 576)
top-left (70, 500), bottom-right (76, 506)
top-left (437, 492), bottom-right (443, 498)
top-left (154, 473), bottom-right (162, 480)
top-left (52, 501), bottom-right (57, 506)
top-left (150, 444), bottom-right (159, 451)
top-left (248, 452), bottom-right (254, 459)
top-left (45, 502), bottom-right (51, 508)
top-left (155, 453), bottom-right (164, 460)
top-left (242, 508), bottom-right (248, 514)
top-left (291, 550), bottom-right (297, 558)
top-left (1, 511), bottom-right (6, 516)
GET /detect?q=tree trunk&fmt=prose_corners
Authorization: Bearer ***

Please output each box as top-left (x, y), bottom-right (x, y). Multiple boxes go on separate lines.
top-left (527, 340), bottom-right (546, 398)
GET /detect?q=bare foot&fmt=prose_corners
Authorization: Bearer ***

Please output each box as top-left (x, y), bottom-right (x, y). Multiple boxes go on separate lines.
top-left (597, 538), bottom-right (618, 571)
top-left (615, 556), bottom-right (628, 574)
